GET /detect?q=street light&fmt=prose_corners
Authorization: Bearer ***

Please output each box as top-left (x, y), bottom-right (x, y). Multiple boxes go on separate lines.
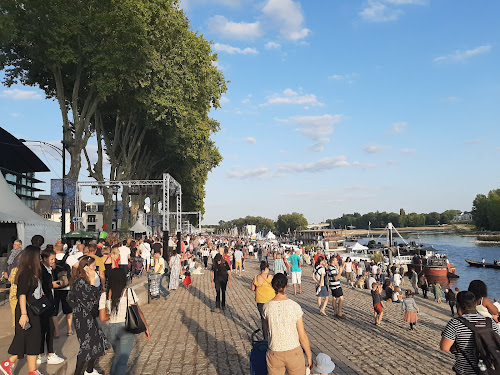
top-left (20, 139), bottom-right (71, 238)
top-left (111, 185), bottom-right (120, 232)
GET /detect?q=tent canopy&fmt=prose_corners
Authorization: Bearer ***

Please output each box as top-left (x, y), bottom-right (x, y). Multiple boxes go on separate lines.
top-left (129, 220), bottom-right (151, 236)
top-left (352, 242), bottom-right (369, 251)
top-left (0, 172), bottom-right (59, 246)
top-left (266, 231), bottom-right (276, 240)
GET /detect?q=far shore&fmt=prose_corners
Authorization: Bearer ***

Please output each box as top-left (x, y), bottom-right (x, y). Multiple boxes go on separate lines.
top-left (343, 225), bottom-right (455, 237)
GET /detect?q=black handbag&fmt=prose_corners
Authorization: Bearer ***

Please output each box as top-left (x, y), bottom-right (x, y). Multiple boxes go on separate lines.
top-left (29, 295), bottom-right (55, 317)
top-left (125, 289), bottom-right (146, 334)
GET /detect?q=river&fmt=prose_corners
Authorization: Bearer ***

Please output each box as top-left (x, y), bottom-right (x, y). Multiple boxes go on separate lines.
top-left (411, 233), bottom-right (500, 299)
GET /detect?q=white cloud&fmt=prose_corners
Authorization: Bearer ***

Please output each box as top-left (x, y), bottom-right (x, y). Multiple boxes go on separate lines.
top-left (388, 121), bottom-right (408, 134)
top-left (360, 1), bottom-right (403, 22)
top-left (446, 96), bottom-right (460, 103)
top-left (265, 41), bottom-right (281, 49)
top-left (400, 148), bottom-right (416, 153)
top-left (220, 96), bottom-right (230, 104)
top-left (179, 0), bottom-right (241, 11)
top-left (386, 160), bottom-right (398, 165)
top-left (291, 114), bottom-right (343, 152)
top-left (208, 16), bottom-right (263, 40)
top-left (262, 88), bottom-right (323, 107)
top-left (277, 156), bottom-right (350, 173)
top-left (245, 137), bottom-right (257, 144)
top-left (11, 113), bottom-right (20, 117)
top-left (363, 144), bottom-right (388, 153)
top-left (241, 94), bottom-right (252, 104)
top-left (464, 139), bottom-right (482, 145)
top-left (1, 89), bottom-right (43, 100)
top-left (328, 73), bottom-right (358, 84)
top-left (227, 167), bottom-right (270, 179)
top-left (434, 45), bottom-right (492, 63)
top-left (213, 43), bottom-right (258, 55)
top-left (262, 0), bottom-right (310, 41)
top-left (385, 0), bottom-right (425, 4)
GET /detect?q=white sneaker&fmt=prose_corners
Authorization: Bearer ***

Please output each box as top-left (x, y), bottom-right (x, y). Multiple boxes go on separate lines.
top-left (84, 370), bottom-right (102, 375)
top-left (37, 355), bottom-right (47, 364)
top-left (47, 353), bottom-right (65, 365)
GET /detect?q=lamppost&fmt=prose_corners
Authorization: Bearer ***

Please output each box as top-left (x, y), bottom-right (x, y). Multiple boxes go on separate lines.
top-left (20, 139), bottom-right (70, 238)
top-left (111, 185), bottom-right (120, 232)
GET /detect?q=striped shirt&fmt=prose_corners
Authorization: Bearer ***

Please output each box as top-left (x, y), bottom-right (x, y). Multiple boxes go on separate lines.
top-left (441, 313), bottom-right (500, 375)
top-left (327, 265), bottom-right (341, 289)
top-left (274, 258), bottom-right (286, 274)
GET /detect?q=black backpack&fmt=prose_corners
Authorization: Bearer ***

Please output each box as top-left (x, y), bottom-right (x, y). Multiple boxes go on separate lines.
top-left (457, 317), bottom-right (500, 375)
top-left (54, 252), bottom-right (71, 288)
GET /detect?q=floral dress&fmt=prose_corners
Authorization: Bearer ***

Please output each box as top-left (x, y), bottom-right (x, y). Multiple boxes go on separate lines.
top-left (68, 278), bottom-right (108, 363)
top-left (169, 254), bottom-right (181, 290)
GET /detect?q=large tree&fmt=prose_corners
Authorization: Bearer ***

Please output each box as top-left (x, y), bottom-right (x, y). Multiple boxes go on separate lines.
top-left (275, 213), bottom-right (308, 235)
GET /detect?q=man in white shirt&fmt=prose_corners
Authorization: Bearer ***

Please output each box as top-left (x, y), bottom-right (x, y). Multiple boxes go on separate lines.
top-left (234, 248), bottom-right (243, 276)
top-left (248, 244), bottom-right (254, 255)
top-left (139, 239), bottom-right (152, 271)
top-left (118, 240), bottom-right (131, 273)
top-left (201, 247), bottom-right (210, 269)
top-left (393, 271), bottom-right (402, 287)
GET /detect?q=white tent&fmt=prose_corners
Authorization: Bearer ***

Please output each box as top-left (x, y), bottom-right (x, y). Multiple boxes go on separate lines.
top-left (0, 173), bottom-right (60, 246)
top-left (351, 242), bottom-right (369, 251)
top-left (266, 231), bottom-right (276, 240)
top-left (129, 220), bottom-right (152, 237)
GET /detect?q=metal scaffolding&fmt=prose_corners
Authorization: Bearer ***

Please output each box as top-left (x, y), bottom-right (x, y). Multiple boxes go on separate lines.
top-left (75, 173), bottom-right (182, 233)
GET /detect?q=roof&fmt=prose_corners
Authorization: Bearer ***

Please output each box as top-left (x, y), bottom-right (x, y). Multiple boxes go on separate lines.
top-left (0, 127), bottom-right (50, 173)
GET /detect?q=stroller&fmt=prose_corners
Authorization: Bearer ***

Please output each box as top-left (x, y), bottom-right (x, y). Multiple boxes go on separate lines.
top-left (131, 257), bottom-right (144, 278)
top-left (249, 329), bottom-right (268, 375)
top-left (148, 272), bottom-right (162, 302)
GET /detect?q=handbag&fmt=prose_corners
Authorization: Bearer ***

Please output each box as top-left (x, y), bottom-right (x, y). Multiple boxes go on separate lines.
top-left (125, 288), bottom-right (147, 334)
top-left (29, 295), bottom-right (55, 317)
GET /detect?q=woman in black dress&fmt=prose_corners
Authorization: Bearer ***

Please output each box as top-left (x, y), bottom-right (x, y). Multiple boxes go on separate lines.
top-left (211, 253), bottom-right (232, 312)
top-left (0, 245), bottom-right (43, 375)
top-left (68, 256), bottom-right (108, 375)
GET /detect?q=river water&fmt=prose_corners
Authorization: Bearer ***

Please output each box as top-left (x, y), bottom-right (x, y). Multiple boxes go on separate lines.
top-left (413, 233), bottom-right (500, 299)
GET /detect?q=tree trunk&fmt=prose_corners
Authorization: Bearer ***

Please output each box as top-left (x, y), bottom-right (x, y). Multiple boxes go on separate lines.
top-left (102, 188), bottom-right (114, 231)
top-left (120, 186), bottom-right (130, 231)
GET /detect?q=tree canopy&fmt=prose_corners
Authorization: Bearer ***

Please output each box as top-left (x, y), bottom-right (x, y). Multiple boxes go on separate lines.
top-left (472, 189), bottom-right (500, 231)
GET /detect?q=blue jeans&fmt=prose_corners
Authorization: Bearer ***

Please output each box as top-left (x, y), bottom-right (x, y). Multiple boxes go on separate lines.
top-left (159, 273), bottom-right (169, 297)
top-left (108, 322), bottom-right (136, 375)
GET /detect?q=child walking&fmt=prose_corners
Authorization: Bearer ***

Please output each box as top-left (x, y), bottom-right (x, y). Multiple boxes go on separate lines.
top-left (371, 283), bottom-right (384, 325)
top-left (401, 290), bottom-right (419, 330)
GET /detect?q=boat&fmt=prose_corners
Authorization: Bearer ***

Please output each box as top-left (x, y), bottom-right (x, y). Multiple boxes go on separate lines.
top-left (465, 259), bottom-right (500, 269)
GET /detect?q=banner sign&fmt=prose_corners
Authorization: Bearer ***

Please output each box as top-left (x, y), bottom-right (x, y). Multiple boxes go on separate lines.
top-left (50, 179), bottom-right (76, 210)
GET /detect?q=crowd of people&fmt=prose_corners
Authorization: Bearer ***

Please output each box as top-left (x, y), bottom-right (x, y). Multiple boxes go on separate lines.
top-left (1, 233), bottom-right (500, 375)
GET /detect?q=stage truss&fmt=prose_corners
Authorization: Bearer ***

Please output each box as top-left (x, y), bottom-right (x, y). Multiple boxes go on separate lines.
top-left (75, 173), bottom-right (182, 234)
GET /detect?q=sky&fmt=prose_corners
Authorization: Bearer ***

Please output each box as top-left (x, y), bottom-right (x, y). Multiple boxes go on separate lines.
top-left (1, 0), bottom-right (499, 225)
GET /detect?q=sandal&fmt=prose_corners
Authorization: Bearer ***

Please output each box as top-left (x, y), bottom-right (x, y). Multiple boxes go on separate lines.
top-left (67, 332), bottom-right (74, 336)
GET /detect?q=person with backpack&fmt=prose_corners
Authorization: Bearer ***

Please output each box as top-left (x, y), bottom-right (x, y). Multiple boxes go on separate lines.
top-left (313, 256), bottom-right (329, 316)
top-left (441, 291), bottom-right (500, 375)
top-left (52, 243), bottom-right (74, 338)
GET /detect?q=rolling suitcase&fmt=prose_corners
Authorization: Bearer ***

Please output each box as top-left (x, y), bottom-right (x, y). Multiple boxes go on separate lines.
top-left (249, 329), bottom-right (268, 375)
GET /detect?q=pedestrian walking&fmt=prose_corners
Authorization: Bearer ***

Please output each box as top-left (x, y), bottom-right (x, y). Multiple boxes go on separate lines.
top-left (263, 273), bottom-right (313, 374)
top-left (3, 239), bottom-right (23, 327)
top-left (447, 287), bottom-right (458, 316)
top-left (211, 253), bottom-right (232, 312)
top-left (419, 274), bottom-right (428, 299)
top-left (435, 282), bottom-right (443, 303)
top-left (168, 249), bottom-right (181, 290)
top-left (410, 269), bottom-right (419, 294)
top-left (99, 268), bottom-right (150, 375)
top-left (38, 247), bottom-right (65, 366)
top-left (401, 290), bottom-right (419, 330)
top-left (440, 291), bottom-right (500, 375)
top-left (1, 245), bottom-right (44, 375)
top-left (313, 256), bottom-right (329, 316)
top-left (372, 283), bottom-right (384, 325)
top-left (287, 248), bottom-right (303, 295)
top-left (68, 256), bottom-right (108, 375)
top-left (251, 261), bottom-right (275, 340)
top-left (201, 247), bottom-right (210, 269)
top-left (327, 256), bottom-right (345, 318)
top-left (153, 252), bottom-right (168, 298)
top-left (273, 253), bottom-right (286, 275)
top-left (344, 257), bottom-right (354, 288)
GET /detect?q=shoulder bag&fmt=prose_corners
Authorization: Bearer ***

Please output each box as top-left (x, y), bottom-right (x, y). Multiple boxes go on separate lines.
top-left (125, 288), bottom-right (147, 334)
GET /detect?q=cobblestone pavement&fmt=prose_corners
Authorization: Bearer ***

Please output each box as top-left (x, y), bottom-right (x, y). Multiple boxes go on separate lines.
top-left (98, 258), bottom-right (455, 375)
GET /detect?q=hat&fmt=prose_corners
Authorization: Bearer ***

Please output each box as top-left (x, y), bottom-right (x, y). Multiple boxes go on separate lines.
top-left (313, 353), bottom-right (335, 374)
top-left (294, 248), bottom-right (301, 253)
top-left (102, 224), bottom-right (108, 229)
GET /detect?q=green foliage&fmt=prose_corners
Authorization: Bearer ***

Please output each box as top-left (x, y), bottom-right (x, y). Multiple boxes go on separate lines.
top-left (327, 208), bottom-right (463, 229)
top-left (216, 216), bottom-right (275, 233)
top-left (371, 252), bottom-right (383, 263)
top-left (275, 212), bottom-right (308, 234)
top-left (473, 189), bottom-right (500, 231)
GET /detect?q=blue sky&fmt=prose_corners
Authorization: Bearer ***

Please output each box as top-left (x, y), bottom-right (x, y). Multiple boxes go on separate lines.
top-left (1, 0), bottom-right (499, 224)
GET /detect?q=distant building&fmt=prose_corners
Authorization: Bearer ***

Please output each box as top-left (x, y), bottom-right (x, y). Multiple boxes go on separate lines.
top-left (0, 127), bottom-right (49, 210)
top-left (307, 222), bottom-right (330, 230)
top-left (453, 212), bottom-right (472, 221)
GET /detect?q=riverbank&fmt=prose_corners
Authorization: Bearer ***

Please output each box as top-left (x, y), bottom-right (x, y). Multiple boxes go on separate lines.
top-left (346, 225), bottom-right (455, 237)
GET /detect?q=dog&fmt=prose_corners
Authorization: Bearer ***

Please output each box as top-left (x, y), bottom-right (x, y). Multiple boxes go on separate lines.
top-left (355, 276), bottom-right (365, 289)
